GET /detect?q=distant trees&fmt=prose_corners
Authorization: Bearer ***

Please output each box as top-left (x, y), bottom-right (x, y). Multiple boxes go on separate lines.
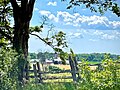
top-left (76, 53), bottom-right (120, 62)
top-left (29, 53), bottom-right (37, 59)
top-left (37, 52), bottom-right (46, 64)
top-left (29, 52), bottom-right (120, 62)
top-left (37, 52), bottom-right (54, 60)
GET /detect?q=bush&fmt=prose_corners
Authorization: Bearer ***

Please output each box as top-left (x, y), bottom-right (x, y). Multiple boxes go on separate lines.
top-left (0, 48), bottom-right (18, 90)
top-left (78, 55), bottom-right (120, 90)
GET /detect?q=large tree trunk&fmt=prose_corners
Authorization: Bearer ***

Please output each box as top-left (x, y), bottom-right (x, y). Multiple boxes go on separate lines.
top-left (13, 20), bottom-right (29, 59)
top-left (10, 0), bottom-right (35, 84)
top-left (13, 19), bottom-right (30, 83)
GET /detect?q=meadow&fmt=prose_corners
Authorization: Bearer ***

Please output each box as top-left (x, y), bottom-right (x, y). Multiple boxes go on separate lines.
top-left (23, 59), bottom-right (120, 90)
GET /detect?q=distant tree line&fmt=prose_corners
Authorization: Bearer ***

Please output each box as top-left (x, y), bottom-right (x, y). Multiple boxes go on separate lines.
top-left (29, 52), bottom-right (120, 62)
top-left (76, 53), bottom-right (120, 62)
top-left (29, 52), bottom-right (54, 60)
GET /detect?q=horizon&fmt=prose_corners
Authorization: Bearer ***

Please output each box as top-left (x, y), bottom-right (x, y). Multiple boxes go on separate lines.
top-left (29, 51), bottom-right (120, 56)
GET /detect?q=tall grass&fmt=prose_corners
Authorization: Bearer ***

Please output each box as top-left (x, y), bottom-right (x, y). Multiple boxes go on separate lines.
top-left (22, 83), bottom-right (76, 90)
top-left (22, 56), bottom-right (120, 90)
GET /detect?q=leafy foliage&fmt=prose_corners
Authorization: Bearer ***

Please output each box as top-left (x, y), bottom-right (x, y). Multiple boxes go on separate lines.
top-left (0, 0), bottom-right (13, 47)
top-left (29, 53), bottom-right (37, 59)
top-left (65, 0), bottom-right (120, 16)
top-left (0, 48), bottom-right (18, 90)
top-left (78, 54), bottom-right (120, 90)
top-left (37, 52), bottom-right (46, 63)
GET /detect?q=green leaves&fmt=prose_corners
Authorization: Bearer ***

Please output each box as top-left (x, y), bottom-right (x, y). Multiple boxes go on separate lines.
top-left (30, 26), bottom-right (43, 33)
top-left (112, 3), bottom-right (120, 17)
top-left (0, 48), bottom-right (18, 90)
top-left (54, 31), bottom-right (68, 47)
top-left (66, 0), bottom-right (120, 17)
top-left (78, 55), bottom-right (120, 90)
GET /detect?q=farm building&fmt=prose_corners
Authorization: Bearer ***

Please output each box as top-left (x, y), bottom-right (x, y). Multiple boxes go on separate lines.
top-left (45, 59), bottom-right (53, 64)
top-left (53, 57), bottom-right (62, 64)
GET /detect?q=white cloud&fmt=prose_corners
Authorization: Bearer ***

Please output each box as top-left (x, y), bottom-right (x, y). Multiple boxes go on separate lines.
top-left (74, 33), bottom-right (82, 37)
top-left (92, 30), bottom-right (120, 40)
top-left (87, 15), bottom-right (109, 27)
top-left (101, 34), bottom-right (116, 40)
top-left (109, 21), bottom-right (120, 29)
top-left (34, 8), bottom-right (39, 11)
top-left (39, 10), bottom-right (51, 16)
top-left (67, 29), bottom-right (120, 41)
top-left (39, 10), bottom-right (120, 29)
top-left (93, 30), bottom-right (104, 36)
top-left (48, 14), bottom-right (58, 22)
top-left (113, 31), bottom-right (120, 36)
top-left (39, 10), bottom-right (58, 22)
top-left (47, 2), bottom-right (57, 6)
top-left (89, 39), bottom-right (98, 42)
top-left (68, 32), bottom-right (83, 38)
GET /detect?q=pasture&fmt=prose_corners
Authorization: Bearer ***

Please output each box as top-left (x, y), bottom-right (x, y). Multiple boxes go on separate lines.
top-left (28, 61), bottom-right (99, 84)
top-left (22, 60), bottom-right (120, 90)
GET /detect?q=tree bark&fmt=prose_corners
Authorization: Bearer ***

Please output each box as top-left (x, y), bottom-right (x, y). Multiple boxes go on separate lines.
top-left (10, 0), bottom-right (35, 84)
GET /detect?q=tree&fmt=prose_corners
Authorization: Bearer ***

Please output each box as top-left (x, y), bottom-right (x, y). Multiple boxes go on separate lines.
top-left (66, 0), bottom-right (120, 17)
top-left (0, 0), bottom-right (120, 85)
top-left (37, 52), bottom-right (46, 63)
top-left (29, 53), bottom-right (37, 59)
top-left (10, 0), bottom-right (35, 58)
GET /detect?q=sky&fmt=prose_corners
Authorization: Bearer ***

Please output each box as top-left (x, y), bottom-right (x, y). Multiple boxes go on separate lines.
top-left (28, 0), bottom-right (120, 55)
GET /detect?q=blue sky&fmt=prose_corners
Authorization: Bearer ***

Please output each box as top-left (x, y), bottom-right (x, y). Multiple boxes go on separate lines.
top-left (28, 0), bottom-right (120, 55)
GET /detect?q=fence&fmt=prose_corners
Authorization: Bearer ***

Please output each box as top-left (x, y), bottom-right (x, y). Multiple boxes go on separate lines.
top-left (24, 55), bottom-right (81, 83)
top-left (24, 56), bottom-right (105, 83)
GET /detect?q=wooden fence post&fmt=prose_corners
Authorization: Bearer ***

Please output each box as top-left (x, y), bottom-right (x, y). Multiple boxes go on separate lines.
top-left (33, 64), bottom-right (38, 83)
top-left (36, 62), bottom-right (43, 83)
top-left (74, 57), bottom-right (81, 81)
top-left (97, 64), bottom-right (103, 71)
top-left (69, 55), bottom-right (77, 82)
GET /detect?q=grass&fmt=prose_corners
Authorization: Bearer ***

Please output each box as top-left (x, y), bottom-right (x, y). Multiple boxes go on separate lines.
top-left (88, 61), bottom-right (101, 64)
top-left (52, 65), bottom-right (70, 70)
top-left (22, 82), bottom-right (77, 90)
top-left (28, 61), bottom-right (101, 83)
top-left (43, 79), bottom-right (73, 83)
top-left (21, 60), bottom-right (120, 90)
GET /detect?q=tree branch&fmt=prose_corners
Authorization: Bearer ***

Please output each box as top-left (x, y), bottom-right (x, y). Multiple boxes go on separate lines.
top-left (30, 33), bottom-right (54, 49)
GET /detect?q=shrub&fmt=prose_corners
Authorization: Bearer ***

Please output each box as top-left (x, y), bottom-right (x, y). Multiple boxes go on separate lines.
top-left (0, 48), bottom-right (18, 90)
top-left (78, 55), bottom-right (120, 90)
